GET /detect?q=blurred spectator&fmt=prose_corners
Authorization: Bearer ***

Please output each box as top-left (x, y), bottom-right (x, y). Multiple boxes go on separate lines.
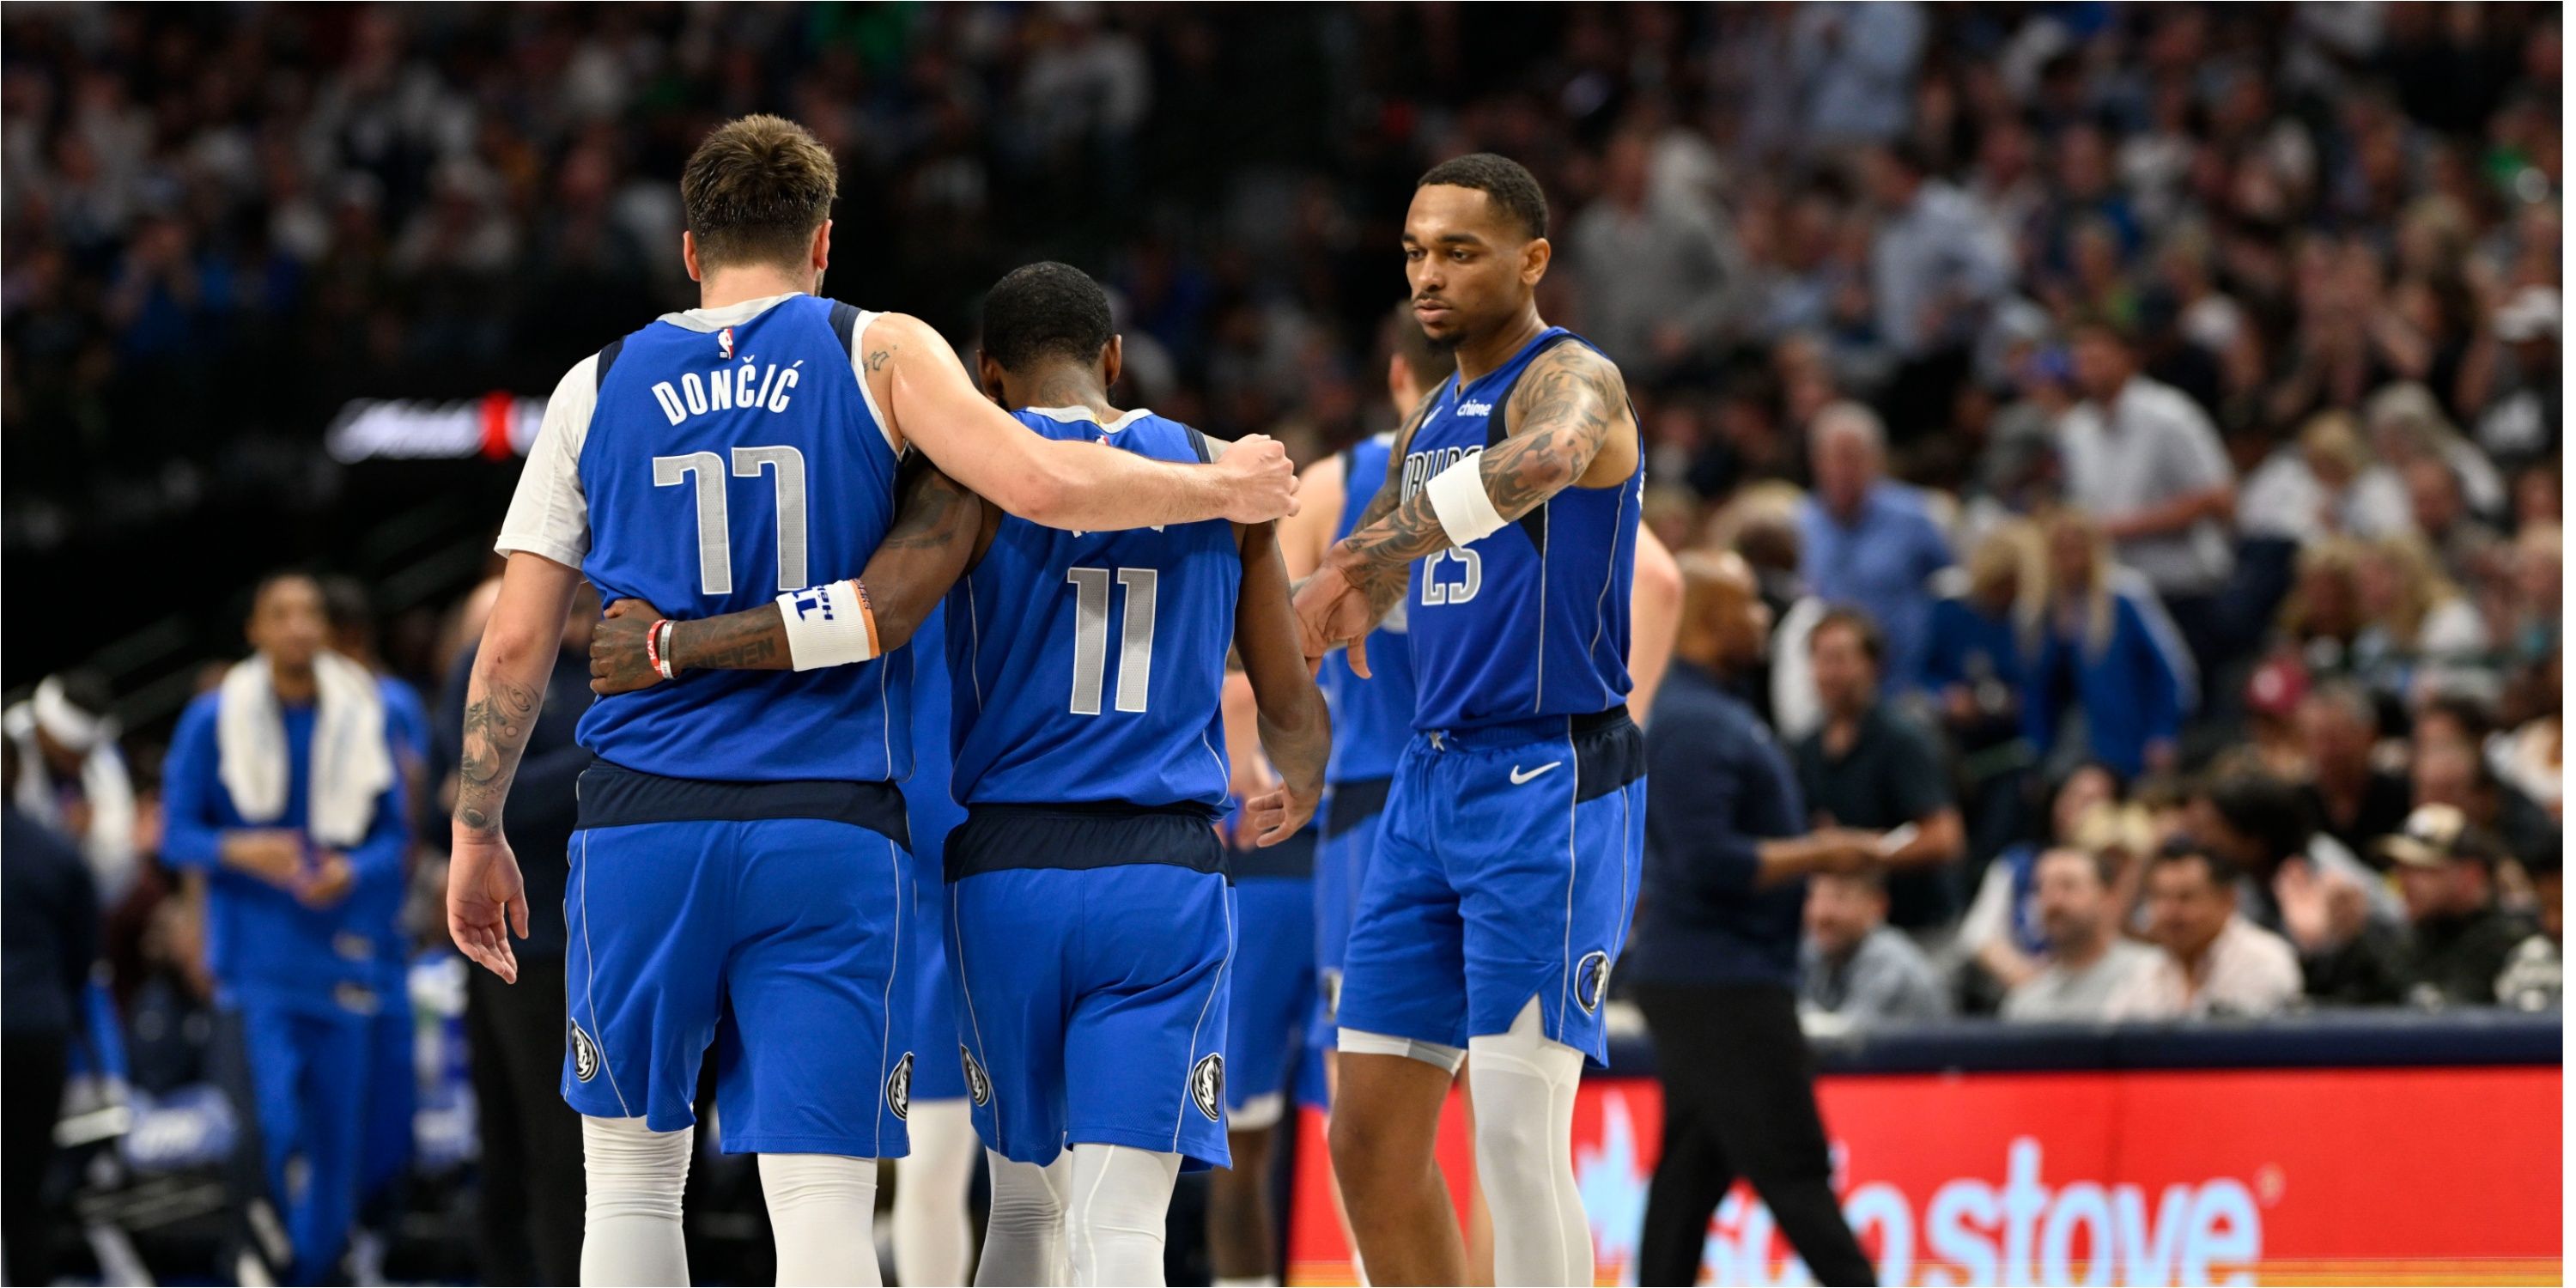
top-left (2295, 681), bottom-right (2415, 861)
top-left (1567, 131), bottom-right (1738, 381)
top-left (2378, 805), bottom-right (2532, 1007)
top-left (1799, 869), bottom-right (1951, 1024)
top-left (2057, 319), bottom-right (2238, 666)
top-left (1796, 401), bottom-right (1953, 688)
top-left (1789, 3), bottom-right (1928, 150)
top-left (2494, 854), bottom-right (2561, 1012)
top-left (156, 572), bottom-right (409, 1284)
top-left (1999, 847), bottom-right (2160, 1023)
top-left (2469, 285), bottom-right (2561, 469)
top-left (1961, 763), bottom-right (2143, 997)
top-left (2109, 841), bottom-right (2305, 1020)
top-left (2352, 534), bottom-right (2492, 702)
top-left (2, 740), bottom-right (98, 1288)
top-left (2026, 510), bottom-right (2196, 779)
top-left (1793, 608), bottom-right (1966, 931)
top-left (1919, 520), bottom-right (2041, 861)
top-left (2237, 410), bottom-right (2415, 543)
top-left (433, 585), bottom-right (595, 1287)
top-left (2190, 768), bottom-right (2409, 1005)
top-left (1862, 138), bottom-right (2014, 366)
top-left (5, 670), bottom-right (140, 902)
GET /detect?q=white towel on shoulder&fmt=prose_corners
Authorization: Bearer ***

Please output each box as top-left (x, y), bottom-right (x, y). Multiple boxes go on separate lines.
top-left (216, 651), bottom-right (393, 848)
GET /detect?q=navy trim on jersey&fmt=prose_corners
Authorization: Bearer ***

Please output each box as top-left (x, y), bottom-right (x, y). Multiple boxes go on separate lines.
top-left (594, 338), bottom-right (625, 391)
top-left (1429, 708), bottom-right (1643, 805)
top-left (1184, 426), bottom-right (1215, 465)
top-left (828, 301), bottom-right (864, 352)
top-left (1231, 826), bottom-right (1316, 880)
top-left (945, 802), bottom-right (1227, 883)
top-left (1321, 776), bottom-right (1391, 840)
top-left (575, 762), bottom-right (911, 850)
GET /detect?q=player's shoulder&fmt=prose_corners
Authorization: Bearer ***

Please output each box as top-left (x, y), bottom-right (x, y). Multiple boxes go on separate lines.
top-left (1515, 331), bottom-right (1629, 404)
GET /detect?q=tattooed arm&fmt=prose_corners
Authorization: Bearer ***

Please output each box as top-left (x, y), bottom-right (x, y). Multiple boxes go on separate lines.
top-left (449, 550), bottom-right (583, 981)
top-left (1291, 343), bottom-right (1637, 671)
top-left (1232, 519), bottom-right (1332, 846)
top-left (589, 455), bottom-right (999, 694)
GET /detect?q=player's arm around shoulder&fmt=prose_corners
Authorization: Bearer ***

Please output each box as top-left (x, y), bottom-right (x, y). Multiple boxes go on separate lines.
top-left (1233, 518), bottom-right (1331, 847)
top-left (860, 311), bottom-right (1297, 531)
top-left (590, 453), bottom-right (998, 694)
top-left (1494, 338), bottom-right (1639, 501)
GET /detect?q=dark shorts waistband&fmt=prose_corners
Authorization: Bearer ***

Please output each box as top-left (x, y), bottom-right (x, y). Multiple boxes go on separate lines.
top-left (1322, 776), bottom-right (1393, 839)
top-left (945, 802), bottom-right (1226, 883)
top-left (576, 762), bottom-right (910, 852)
top-left (1231, 825), bottom-right (1317, 880)
top-left (1419, 708), bottom-right (1643, 805)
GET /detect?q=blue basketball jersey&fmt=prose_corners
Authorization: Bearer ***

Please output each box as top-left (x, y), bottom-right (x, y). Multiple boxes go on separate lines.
top-left (944, 408), bottom-right (1238, 811)
top-left (1400, 328), bottom-right (1639, 732)
top-left (574, 294), bottom-right (908, 782)
top-left (1321, 432), bottom-right (1419, 783)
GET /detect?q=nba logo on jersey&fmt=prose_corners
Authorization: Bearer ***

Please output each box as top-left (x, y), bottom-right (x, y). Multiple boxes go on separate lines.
top-left (717, 325), bottom-right (735, 359)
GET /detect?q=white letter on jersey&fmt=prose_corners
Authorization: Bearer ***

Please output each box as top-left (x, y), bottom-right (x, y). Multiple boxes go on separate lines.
top-left (767, 366), bottom-right (799, 413)
top-left (652, 381), bottom-right (687, 426)
top-left (680, 373), bottom-right (708, 416)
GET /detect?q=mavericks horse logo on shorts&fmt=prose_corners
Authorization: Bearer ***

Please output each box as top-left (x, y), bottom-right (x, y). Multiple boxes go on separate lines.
top-left (961, 1044), bottom-right (993, 1107)
top-left (1190, 1053), bottom-right (1225, 1122)
top-left (1577, 950), bottom-right (1612, 1015)
top-left (886, 1051), bottom-right (914, 1120)
top-left (569, 1020), bottom-right (601, 1083)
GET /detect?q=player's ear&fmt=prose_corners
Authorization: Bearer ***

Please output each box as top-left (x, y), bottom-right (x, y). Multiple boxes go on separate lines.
top-left (1521, 235), bottom-right (1552, 286)
top-left (1102, 335), bottom-right (1123, 391)
top-left (681, 231), bottom-right (702, 284)
top-left (975, 349), bottom-right (1008, 405)
top-left (811, 220), bottom-right (831, 275)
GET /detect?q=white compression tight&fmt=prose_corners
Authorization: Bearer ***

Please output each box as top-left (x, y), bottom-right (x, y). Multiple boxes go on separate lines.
top-left (582, 1117), bottom-right (693, 1287)
top-left (1467, 999), bottom-right (1593, 1287)
top-left (894, 1099), bottom-right (979, 1287)
top-left (975, 1145), bottom-right (1182, 1286)
top-left (761, 1152), bottom-right (884, 1286)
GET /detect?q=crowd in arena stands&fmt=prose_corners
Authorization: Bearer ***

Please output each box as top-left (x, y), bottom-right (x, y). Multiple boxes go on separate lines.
top-left (1, 2), bottom-right (2565, 1280)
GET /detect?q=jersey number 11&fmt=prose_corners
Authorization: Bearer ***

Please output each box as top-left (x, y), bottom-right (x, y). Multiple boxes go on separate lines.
top-left (1066, 567), bottom-right (1157, 715)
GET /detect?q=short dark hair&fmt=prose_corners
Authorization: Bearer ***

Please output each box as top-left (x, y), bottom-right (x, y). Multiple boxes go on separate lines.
top-left (1808, 606), bottom-right (1886, 667)
top-left (251, 568), bottom-right (320, 610)
top-left (318, 574), bottom-right (372, 635)
top-left (981, 261), bottom-right (1114, 372)
top-left (2149, 836), bottom-right (2235, 890)
top-left (2038, 844), bottom-right (2120, 890)
top-left (2199, 771), bottom-right (2314, 866)
top-left (681, 114), bottom-right (839, 273)
top-left (1417, 153), bottom-right (1548, 240)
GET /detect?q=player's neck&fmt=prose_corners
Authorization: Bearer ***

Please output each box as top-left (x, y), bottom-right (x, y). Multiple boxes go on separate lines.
top-left (1012, 366), bottom-right (1119, 422)
top-left (1450, 307), bottom-right (1549, 386)
top-left (697, 265), bottom-right (816, 312)
top-left (268, 659), bottom-right (319, 705)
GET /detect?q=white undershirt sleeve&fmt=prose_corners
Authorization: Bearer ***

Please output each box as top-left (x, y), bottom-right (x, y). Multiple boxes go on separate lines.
top-left (495, 353), bottom-right (599, 568)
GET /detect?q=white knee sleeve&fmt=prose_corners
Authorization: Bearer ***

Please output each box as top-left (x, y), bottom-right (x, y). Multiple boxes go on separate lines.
top-left (1467, 999), bottom-right (1592, 1287)
top-left (1066, 1145), bottom-right (1182, 1288)
top-left (977, 1150), bottom-right (1070, 1287)
top-left (895, 1100), bottom-right (979, 1288)
top-left (582, 1116), bottom-right (694, 1287)
top-left (761, 1153), bottom-right (883, 1287)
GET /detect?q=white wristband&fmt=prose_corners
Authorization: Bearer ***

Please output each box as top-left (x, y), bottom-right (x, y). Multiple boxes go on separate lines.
top-left (776, 580), bottom-right (882, 671)
top-left (1424, 450), bottom-right (1508, 547)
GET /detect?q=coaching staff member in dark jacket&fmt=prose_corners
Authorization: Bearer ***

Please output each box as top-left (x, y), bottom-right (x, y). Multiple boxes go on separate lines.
top-left (1628, 551), bottom-right (1879, 1287)
top-left (432, 585), bottom-right (595, 1286)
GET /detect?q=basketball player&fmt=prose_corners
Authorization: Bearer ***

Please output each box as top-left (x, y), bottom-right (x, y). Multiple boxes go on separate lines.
top-left (1293, 153), bottom-right (1648, 1287)
top-left (446, 118), bottom-right (1294, 1288)
top-left (586, 261), bottom-right (1331, 1286)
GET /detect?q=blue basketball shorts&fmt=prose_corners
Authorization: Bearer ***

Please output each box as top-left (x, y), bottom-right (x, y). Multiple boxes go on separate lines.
top-left (1308, 777), bottom-right (1390, 1052)
top-left (1336, 710), bottom-right (1646, 1065)
top-left (906, 785), bottom-right (969, 1104)
top-left (1224, 855), bottom-right (1315, 1129)
top-left (943, 805), bottom-right (1234, 1171)
top-left (563, 766), bottom-right (914, 1158)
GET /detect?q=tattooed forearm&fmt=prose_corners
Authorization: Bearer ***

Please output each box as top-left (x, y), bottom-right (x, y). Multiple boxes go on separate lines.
top-left (670, 607), bottom-right (793, 673)
top-left (454, 675), bottom-right (540, 836)
top-left (1327, 345), bottom-right (1625, 599)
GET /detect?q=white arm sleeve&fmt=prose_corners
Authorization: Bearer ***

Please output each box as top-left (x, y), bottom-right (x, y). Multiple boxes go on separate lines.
top-left (494, 354), bottom-right (599, 567)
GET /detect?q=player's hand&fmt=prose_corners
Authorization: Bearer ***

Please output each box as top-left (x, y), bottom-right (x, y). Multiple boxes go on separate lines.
top-left (447, 829), bottom-right (529, 984)
top-left (297, 850), bottom-right (356, 908)
top-left (1242, 779), bottom-right (1321, 848)
top-left (592, 598), bottom-right (672, 695)
top-left (1213, 434), bottom-right (1299, 524)
top-left (1291, 557), bottom-right (1377, 677)
top-left (221, 829), bottom-right (307, 889)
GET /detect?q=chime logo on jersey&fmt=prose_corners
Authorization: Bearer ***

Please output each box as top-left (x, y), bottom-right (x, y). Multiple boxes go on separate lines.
top-left (569, 1020), bottom-right (600, 1083)
top-left (961, 1045), bottom-right (993, 1107)
top-left (886, 1051), bottom-right (914, 1121)
top-left (718, 325), bottom-right (735, 360)
top-left (1576, 950), bottom-right (1612, 1015)
top-left (1190, 1053), bottom-right (1225, 1122)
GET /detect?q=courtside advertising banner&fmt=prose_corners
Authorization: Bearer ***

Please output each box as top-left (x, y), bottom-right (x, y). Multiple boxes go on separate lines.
top-left (1285, 1066), bottom-right (2561, 1285)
